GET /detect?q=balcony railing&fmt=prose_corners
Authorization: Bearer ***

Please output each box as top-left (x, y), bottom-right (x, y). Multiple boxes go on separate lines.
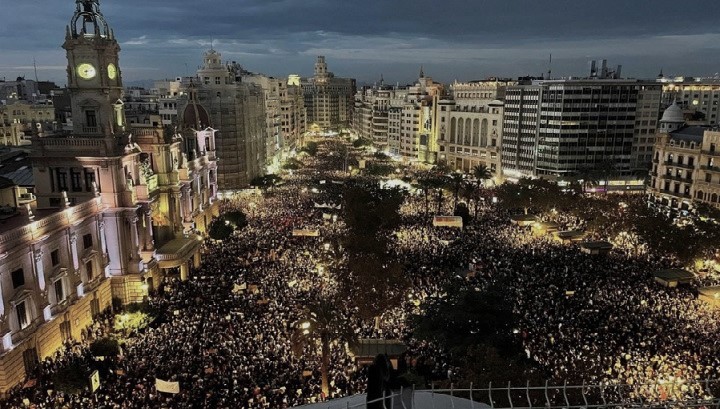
top-left (308, 381), bottom-right (720, 409)
top-left (702, 150), bottom-right (720, 157)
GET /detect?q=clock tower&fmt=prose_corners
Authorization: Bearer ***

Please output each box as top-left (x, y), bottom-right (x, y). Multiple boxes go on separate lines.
top-left (63, 0), bottom-right (125, 138)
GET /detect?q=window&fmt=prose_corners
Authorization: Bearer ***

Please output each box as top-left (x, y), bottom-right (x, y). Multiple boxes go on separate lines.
top-left (54, 279), bottom-right (65, 303)
top-left (70, 168), bottom-right (82, 192)
top-left (16, 301), bottom-right (29, 329)
top-left (56, 169), bottom-right (68, 191)
top-left (84, 169), bottom-right (96, 192)
top-left (51, 250), bottom-right (60, 266)
top-left (83, 233), bottom-right (93, 249)
top-left (86, 260), bottom-right (94, 281)
top-left (706, 173), bottom-right (712, 183)
top-left (11, 268), bottom-right (24, 288)
top-left (85, 110), bottom-right (97, 127)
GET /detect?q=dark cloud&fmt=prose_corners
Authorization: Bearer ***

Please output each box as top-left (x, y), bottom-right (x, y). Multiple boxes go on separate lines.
top-left (2, 0), bottom-right (720, 85)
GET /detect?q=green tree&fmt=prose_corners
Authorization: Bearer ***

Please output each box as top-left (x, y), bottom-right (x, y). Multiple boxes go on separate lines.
top-left (472, 164), bottom-right (492, 187)
top-left (208, 219), bottom-right (234, 240)
top-left (90, 337), bottom-right (120, 358)
top-left (302, 141), bottom-right (319, 156)
top-left (445, 172), bottom-right (466, 210)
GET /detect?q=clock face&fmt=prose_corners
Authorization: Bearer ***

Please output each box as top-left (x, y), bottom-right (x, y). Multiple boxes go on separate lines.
top-left (107, 63), bottom-right (117, 80)
top-left (77, 63), bottom-right (97, 80)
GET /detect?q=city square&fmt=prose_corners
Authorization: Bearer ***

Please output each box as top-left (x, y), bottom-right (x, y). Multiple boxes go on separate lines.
top-left (1, 1), bottom-right (720, 408)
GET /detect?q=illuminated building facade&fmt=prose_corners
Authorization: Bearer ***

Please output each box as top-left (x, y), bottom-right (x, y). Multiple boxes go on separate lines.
top-left (437, 80), bottom-right (513, 179)
top-left (302, 56), bottom-right (355, 130)
top-left (0, 0), bottom-right (218, 391)
top-left (502, 79), bottom-right (661, 179)
top-left (660, 78), bottom-right (720, 126)
top-left (190, 50), bottom-right (267, 189)
top-left (649, 103), bottom-right (720, 210)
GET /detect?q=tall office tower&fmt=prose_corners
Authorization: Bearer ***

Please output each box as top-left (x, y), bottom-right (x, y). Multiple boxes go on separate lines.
top-left (302, 56), bottom-right (356, 130)
top-left (502, 79), bottom-right (661, 180)
top-left (191, 50), bottom-right (267, 189)
top-left (0, 0), bottom-right (218, 391)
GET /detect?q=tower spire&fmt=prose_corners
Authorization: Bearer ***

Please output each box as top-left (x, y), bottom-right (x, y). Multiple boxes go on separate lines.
top-left (70, 0), bottom-right (110, 38)
top-left (419, 65), bottom-right (425, 78)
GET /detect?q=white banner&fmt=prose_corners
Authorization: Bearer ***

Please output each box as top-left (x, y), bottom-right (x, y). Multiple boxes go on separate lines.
top-left (292, 229), bottom-right (320, 237)
top-left (90, 370), bottom-right (100, 393)
top-left (232, 283), bottom-right (247, 293)
top-left (156, 378), bottom-right (180, 394)
top-left (433, 216), bottom-right (463, 228)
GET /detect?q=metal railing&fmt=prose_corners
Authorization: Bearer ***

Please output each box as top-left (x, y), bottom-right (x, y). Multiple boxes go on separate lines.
top-left (303, 380), bottom-right (720, 409)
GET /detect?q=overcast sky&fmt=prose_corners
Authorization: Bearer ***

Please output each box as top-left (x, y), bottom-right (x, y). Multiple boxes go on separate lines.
top-left (2, 0), bottom-right (720, 86)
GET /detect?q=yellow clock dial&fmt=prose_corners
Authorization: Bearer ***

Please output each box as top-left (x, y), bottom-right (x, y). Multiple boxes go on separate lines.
top-left (107, 63), bottom-right (117, 80)
top-left (77, 63), bottom-right (97, 80)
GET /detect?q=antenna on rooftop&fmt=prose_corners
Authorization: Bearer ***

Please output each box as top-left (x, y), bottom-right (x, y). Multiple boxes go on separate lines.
top-left (547, 53), bottom-right (552, 80)
top-left (33, 57), bottom-right (39, 82)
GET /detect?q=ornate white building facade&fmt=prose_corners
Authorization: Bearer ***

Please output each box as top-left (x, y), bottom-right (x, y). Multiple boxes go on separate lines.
top-left (0, 0), bottom-right (218, 391)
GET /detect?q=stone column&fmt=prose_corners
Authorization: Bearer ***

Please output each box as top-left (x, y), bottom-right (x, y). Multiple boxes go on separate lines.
top-left (180, 263), bottom-right (189, 281)
top-left (144, 208), bottom-right (154, 251)
top-left (33, 250), bottom-right (46, 292)
top-left (193, 251), bottom-right (201, 269)
top-left (69, 232), bottom-right (79, 271)
top-left (99, 220), bottom-right (108, 258)
top-left (129, 214), bottom-right (140, 259)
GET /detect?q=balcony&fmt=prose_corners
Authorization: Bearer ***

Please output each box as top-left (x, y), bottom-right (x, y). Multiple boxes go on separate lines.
top-left (664, 161), bottom-right (695, 170)
top-left (702, 150), bottom-right (720, 157)
top-left (701, 165), bottom-right (720, 172)
top-left (660, 174), bottom-right (693, 183)
top-left (81, 126), bottom-right (99, 134)
top-left (135, 175), bottom-right (159, 201)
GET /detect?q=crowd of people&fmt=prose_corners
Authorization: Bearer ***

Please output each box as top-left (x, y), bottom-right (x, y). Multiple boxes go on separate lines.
top-left (2, 137), bottom-right (720, 408)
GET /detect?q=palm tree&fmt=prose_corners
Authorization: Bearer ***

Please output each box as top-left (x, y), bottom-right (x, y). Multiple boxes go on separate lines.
top-left (446, 172), bottom-right (465, 210)
top-left (472, 164), bottom-right (492, 187)
top-left (576, 166), bottom-right (599, 194)
top-left (461, 182), bottom-right (484, 219)
top-left (292, 299), bottom-right (357, 397)
top-left (415, 176), bottom-right (434, 217)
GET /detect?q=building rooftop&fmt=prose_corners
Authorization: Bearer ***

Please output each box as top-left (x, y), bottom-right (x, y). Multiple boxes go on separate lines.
top-left (0, 149), bottom-right (33, 186)
top-left (669, 126), bottom-right (709, 143)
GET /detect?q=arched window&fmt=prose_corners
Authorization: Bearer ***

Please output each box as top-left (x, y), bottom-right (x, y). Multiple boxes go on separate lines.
top-left (450, 118), bottom-right (456, 144)
top-left (472, 119), bottom-right (480, 146)
top-left (464, 118), bottom-right (471, 145)
top-left (712, 193), bottom-right (719, 203)
top-left (480, 119), bottom-right (489, 147)
top-left (457, 118), bottom-right (464, 144)
top-left (696, 191), bottom-right (704, 199)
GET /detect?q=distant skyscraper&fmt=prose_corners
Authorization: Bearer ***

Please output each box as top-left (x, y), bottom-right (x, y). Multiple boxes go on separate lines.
top-left (302, 56), bottom-right (356, 130)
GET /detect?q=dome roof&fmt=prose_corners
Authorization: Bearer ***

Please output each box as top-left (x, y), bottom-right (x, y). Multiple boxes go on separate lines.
top-left (181, 99), bottom-right (211, 130)
top-left (661, 101), bottom-right (685, 123)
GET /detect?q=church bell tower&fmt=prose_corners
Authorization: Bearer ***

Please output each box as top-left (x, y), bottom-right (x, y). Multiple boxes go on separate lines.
top-left (63, 0), bottom-right (125, 138)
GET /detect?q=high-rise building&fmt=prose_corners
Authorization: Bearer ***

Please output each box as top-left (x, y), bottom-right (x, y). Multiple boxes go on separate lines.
top-left (302, 56), bottom-right (356, 130)
top-left (353, 83), bottom-right (398, 151)
top-left (502, 79), bottom-right (662, 180)
top-left (189, 50), bottom-right (267, 189)
top-left (0, 0), bottom-right (218, 391)
top-left (242, 73), bottom-right (307, 172)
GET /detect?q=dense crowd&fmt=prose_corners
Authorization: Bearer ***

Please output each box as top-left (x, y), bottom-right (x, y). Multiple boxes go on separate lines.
top-left (2, 137), bottom-right (719, 408)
